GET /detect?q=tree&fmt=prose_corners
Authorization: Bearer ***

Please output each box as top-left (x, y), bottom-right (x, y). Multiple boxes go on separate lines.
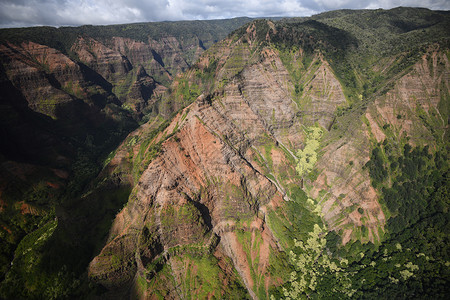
top-left (296, 126), bottom-right (323, 177)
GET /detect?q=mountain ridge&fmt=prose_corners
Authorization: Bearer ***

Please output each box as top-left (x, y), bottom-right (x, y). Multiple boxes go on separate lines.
top-left (84, 9), bottom-right (448, 298)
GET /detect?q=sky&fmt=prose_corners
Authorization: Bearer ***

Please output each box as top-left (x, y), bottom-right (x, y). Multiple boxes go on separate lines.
top-left (0, 0), bottom-right (449, 28)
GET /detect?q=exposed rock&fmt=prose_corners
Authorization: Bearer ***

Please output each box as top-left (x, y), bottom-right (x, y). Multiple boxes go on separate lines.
top-left (89, 103), bottom-right (283, 296)
top-left (72, 37), bottom-right (132, 81)
top-left (1, 41), bottom-right (84, 118)
top-left (125, 65), bottom-right (167, 114)
top-left (310, 47), bottom-right (449, 244)
top-left (300, 56), bottom-right (347, 129)
top-left (89, 28), bottom-right (351, 296)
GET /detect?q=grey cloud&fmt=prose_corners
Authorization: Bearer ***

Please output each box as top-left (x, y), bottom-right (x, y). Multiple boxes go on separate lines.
top-left (0, 0), bottom-right (449, 28)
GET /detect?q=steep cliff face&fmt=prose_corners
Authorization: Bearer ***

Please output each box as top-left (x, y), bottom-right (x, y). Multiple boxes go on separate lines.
top-left (89, 93), bottom-right (286, 298)
top-left (110, 37), bottom-right (173, 86)
top-left (72, 37), bottom-right (132, 82)
top-left (70, 36), bottom-right (170, 112)
top-left (0, 18), bottom-right (252, 119)
top-left (0, 38), bottom-right (139, 166)
top-left (0, 39), bottom-right (135, 191)
top-left (89, 11), bottom-right (449, 299)
top-left (88, 21), bottom-right (352, 298)
top-left (0, 38), bottom-right (138, 288)
top-left (0, 18), bottom-right (250, 198)
top-left (1, 41), bottom-right (93, 118)
top-left (125, 65), bottom-right (167, 115)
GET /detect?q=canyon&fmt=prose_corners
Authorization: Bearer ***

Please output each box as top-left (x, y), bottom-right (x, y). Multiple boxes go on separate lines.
top-left (0, 8), bottom-right (449, 299)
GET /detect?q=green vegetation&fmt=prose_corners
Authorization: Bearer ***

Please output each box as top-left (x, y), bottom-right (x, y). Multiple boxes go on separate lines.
top-left (272, 142), bottom-right (449, 299)
top-left (277, 47), bottom-right (320, 112)
top-left (283, 224), bottom-right (355, 298)
top-left (274, 8), bottom-right (450, 103)
top-left (235, 225), bottom-right (268, 299)
top-left (269, 177), bottom-right (354, 299)
top-left (339, 143), bottom-right (448, 298)
top-left (221, 43), bottom-right (250, 78)
top-left (0, 220), bottom-right (82, 299)
top-left (128, 119), bottom-right (170, 181)
top-left (296, 126), bottom-right (323, 177)
top-left (174, 77), bottom-right (201, 107)
top-left (267, 188), bottom-right (319, 249)
top-left (368, 143), bottom-right (449, 236)
top-left (143, 251), bottom-right (249, 299)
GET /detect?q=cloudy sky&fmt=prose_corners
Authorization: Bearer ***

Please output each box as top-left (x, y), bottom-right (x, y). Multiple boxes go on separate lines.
top-left (0, 0), bottom-right (449, 28)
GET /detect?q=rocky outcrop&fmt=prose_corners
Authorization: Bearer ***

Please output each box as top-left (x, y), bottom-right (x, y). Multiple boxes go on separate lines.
top-left (366, 48), bottom-right (449, 146)
top-left (71, 37), bottom-right (132, 82)
top-left (0, 38), bottom-right (138, 273)
top-left (110, 37), bottom-right (172, 85)
top-left (89, 98), bottom-right (284, 296)
top-left (147, 36), bottom-right (190, 76)
top-left (298, 56), bottom-right (347, 129)
top-left (0, 21), bottom-right (245, 205)
top-left (68, 34), bottom-right (222, 114)
top-left (1, 41), bottom-right (87, 118)
top-left (125, 65), bottom-right (167, 115)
